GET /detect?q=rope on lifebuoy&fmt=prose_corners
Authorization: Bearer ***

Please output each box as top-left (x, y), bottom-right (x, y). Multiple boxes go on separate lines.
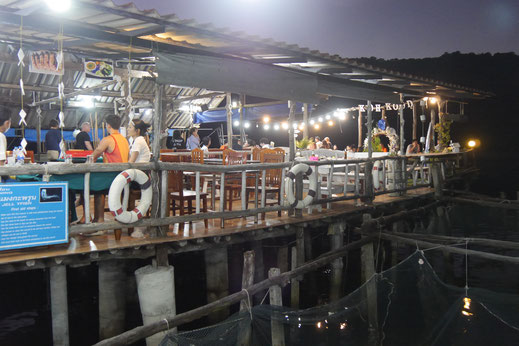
top-left (284, 163), bottom-right (317, 209)
top-left (108, 169), bottom-right (152, 224)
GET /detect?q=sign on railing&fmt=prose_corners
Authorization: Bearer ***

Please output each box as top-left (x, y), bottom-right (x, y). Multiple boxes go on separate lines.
top-left (0, 182), bottom-right (68, 251)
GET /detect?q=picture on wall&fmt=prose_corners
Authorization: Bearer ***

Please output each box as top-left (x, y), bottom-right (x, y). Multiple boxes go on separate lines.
top-left (29, 51), bottom-right (64, 75)
top-left (84, 59), bottom-right (114, 79)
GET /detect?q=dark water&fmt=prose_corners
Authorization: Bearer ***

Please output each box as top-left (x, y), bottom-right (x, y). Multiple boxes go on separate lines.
top-left (1, 204), bottom-right (518, 345)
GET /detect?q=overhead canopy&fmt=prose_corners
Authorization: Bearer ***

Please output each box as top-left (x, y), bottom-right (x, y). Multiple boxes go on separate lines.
top-left (193, 102), bottom-right (309, 124)
top-left (157, 52), bottom-right (401, 104)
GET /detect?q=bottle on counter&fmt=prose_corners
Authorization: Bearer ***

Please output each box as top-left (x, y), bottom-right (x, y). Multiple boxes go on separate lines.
top-left (16, 147), bottom-right (25, 165)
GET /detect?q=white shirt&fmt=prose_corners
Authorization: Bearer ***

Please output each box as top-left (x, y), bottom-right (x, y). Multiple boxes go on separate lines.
top-left (201, 145), bottom-right (209, 153)
top-left (129, 136), bottom-right (151, 163)
top-left (261, 144), bottom-right (270, 149)
top-left (0, 132), bottom-right (6, 161)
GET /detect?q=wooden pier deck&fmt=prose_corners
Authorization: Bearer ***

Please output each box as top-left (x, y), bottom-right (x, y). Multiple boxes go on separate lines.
top-left (0, 188), bottom-right (433, 272)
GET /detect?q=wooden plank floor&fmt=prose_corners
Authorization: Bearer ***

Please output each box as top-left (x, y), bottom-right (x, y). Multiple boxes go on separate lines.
top-left (0, 188), bottom-right (433, 265)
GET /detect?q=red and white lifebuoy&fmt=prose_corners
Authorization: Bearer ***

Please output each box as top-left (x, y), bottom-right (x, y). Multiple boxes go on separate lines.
top-left (108, 169), bottom-right (152, 224)
top-left (372, 160), bottom-right (385, 190)
top-left (284, 163), bottom-right (317, 209)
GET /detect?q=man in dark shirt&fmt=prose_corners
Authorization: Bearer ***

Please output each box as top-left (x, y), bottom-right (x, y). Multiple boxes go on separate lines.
top-left (45, 119), bottom-right (61, 161)
top-left (75, 122), bottom-right (93, 150)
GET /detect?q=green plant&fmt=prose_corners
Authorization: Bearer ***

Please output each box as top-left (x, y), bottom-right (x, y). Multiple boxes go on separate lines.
top-left (363, 136), bottom-right (383, 152)
top-left (434, 120), bottom-right (452, 151)
top-left (296, 137), bottom-right (313, 149)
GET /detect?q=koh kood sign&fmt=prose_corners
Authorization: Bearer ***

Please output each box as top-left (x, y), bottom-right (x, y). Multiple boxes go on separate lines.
top-left (0, 183), bottom-right (68, 251)
top-left (358, 101), bottom-right (415, 112)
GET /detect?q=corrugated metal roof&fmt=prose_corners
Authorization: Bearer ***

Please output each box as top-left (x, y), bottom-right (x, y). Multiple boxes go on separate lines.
top-left (0, 0), bottom-right (492, 131)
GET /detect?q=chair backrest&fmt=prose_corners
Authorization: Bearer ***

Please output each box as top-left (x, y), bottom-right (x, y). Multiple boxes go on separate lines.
top-left (223, 149), bottom-right (247, 165)
top-left (261, 150), bottom-right (284, 187)
top-left (272, 147), bottom-right (285, 155)
top-left (163, 154), bottom-right (184, 196)
top-left (251, 147), bottom-right (262, 161)
top-left (191, 148), bottom-right (204, 164)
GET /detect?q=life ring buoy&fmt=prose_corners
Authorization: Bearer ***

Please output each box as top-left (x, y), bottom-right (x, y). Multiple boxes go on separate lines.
top-left (108, 169), bottom-right (152, 224)
top-left (284, 163), bottom-right (317, 209)
top-left (372, 160), bottom-right (381, 190)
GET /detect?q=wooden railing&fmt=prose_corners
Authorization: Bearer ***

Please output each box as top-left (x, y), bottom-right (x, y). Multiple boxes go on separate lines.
top-left (0, 151), bottom-right (472, 236)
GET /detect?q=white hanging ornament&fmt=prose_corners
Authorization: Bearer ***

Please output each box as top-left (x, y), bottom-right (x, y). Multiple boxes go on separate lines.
top-left (59, 140), bottom-right (66, 159)
top-left (17, 48), bottom-right (25, 66)
top-left (19, 78), bottom-right (25, 96)
top-left (20, 138), bottom-right (27, 154)
top-left (58, 82), bottom-right (65, 100)
top-left (18, 109), bottom-right (27, 126)
top-left (58, 111), bottom-right (65, 128)
top-left (36, 106), bottom-right (42, 117)
top-left (56, 51), bottom-right (63, 70)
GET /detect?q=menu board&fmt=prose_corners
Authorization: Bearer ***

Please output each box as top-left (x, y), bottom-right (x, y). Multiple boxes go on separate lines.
top-left (0, 183), bottom-right (68, 251)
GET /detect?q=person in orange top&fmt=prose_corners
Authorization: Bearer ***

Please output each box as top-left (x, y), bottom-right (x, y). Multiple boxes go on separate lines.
top-left (91, 115), bottom-right (129, 223)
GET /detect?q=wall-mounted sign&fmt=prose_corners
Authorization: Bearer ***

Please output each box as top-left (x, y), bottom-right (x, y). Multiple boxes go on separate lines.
top-left (29, 51), bottom-right (64, 75)
top-left (84, 59), bottom-right (114, 79)
top-left (0, 183), bottom-right (68, 251)
top-left (358, 101), bottom-right (415, 112)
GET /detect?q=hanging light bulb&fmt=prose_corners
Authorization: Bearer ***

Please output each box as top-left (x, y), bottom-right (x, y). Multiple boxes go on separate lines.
top-left (298, 123), bottom-right (305, 130)
top-left (309, 119), bottom-right (315, 125)
top-left (314, 124), bottom-right (320, 130)
top-left (233, 120), bottom-right (240, 127)
top-left (263, 115), bottom-right (270, 123)
top-left (282, 122), bottom-right (289, 129)
top-left (244, 121), bottom-right (250, 128)
top-left (328, 120), bottom-right (334, 127)
top-left (318, 117), bottom-right (323, 123)
top-left (274, 124), bottom-right (280, 130)
top-left (264, 124), bottom-right (270, 130)
top-left (325, 114), bottom-right (331, 120)
top-left (292, 123), bottom-right (298, 129)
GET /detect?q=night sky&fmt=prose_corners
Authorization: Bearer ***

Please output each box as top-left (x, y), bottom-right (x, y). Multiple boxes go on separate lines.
top-left (114, 0), bottom-right (518, 58)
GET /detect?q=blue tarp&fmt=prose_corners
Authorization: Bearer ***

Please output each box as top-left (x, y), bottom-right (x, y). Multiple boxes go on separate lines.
top-left (194, 103), bottom-right (311, 124)
top-left (5, 128), bottom-right (105, 142)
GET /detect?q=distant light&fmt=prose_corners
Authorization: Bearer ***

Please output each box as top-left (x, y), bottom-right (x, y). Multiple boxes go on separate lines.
top-left (468, 140), bottom-right (476, 148)
top-left (263, 115), bottom-right (270, 123)
top-left (232, 101), bottom-right (238, 108)
top-left (233, 120), bottom-right (240, 127)
top-left (282, 122), bottom-right (289, 129)
top-left (325, 114), bottom-right (331, 120)
top-left (78, 95), bottom-right (95, 109)
top-left (298, 123), bottom-right (305, 130)
top-left (318, 117), bottom-right (323, 123)
top-left (264, 124), bottom-right (270, 130)
top-left (314, 124), bottom-right (320, 130)
top-left (292, 123), bottom-right (298, 129)
top-left (338, 112), bottom-right (346, 121)
top-left (45, 0), bottom-right (71, 12)
top-left (244, 121), bottom-right (250, 128)
top-left (422, 97), bottom-right (429, 102)
top-left (333, 111), bottom-right (340, 118)
top-left (328, 120), bottom-right (334, 127)
top-left (340, 322), bottom-right (347, 330)
top-left (143, 109), bottom-right (153, 116)
top-left (429, 97), bottom-right (437, 104)
top-left (274, 124), bottom-right (280, 130)
top-left (309, 119), bottom-right (315, 125)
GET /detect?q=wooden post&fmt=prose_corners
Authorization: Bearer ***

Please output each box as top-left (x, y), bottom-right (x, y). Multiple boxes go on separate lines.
top-left (303, 103), bottom-right (309, 139)
top-left (239, 94), bottom-right (245, 143)
top-left (50, 265), bottom-right (69, 346)
top-left (430, 107), bottom-right (436, 147)
top-left (412, 101), bottom-right (418, 141)
top-left (367, 101), bottom-right (373, 158)
top-left (364, 101), bottom-right (374, 203)
top-left (360, 214), bottom-right (378, 343)
top-left (329, 222), bottom-right (345, 302)
top-left (99, 260), bottom-right (126, 340)
top-left (358, 108), bottom-right (363, 149)
top-left (36, 107), bottom-right (42, 157)
top-left (295, 172), bottom-right (303, 218)
top-left (152, 83), bottom-right (164, 237)
top-left (277, 246), bottom-right (289, 273)
top-left (268, 268), bottom-right (285, 346)
top-left (84, 171), bottom-right (90, 223)
top-left (431, 163), bottom-right (443, 198)
top-left (204, 247), bottom-right (230, 323)
top-left (226, 93), bottom-right (233, 149)
top-left (237, 250), bottom-right (255, 346)
top-left (288, 101), bottom-right (296, 161)
top-left (290, 246), bottom-right (299, 308)
top-left (399, 94), bottom-right (405, 155)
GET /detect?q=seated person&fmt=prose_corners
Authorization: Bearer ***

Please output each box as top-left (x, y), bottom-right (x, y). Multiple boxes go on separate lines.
top-left (201, 136), bottom-right (211, 153)
top-left (406, 138), bottom-right (421, 154)
top-left (91, 115), bottom-right (129, 223)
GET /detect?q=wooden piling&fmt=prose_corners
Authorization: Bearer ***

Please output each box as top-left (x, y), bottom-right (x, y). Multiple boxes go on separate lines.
top-left (290, 246), bottom-right (299, 309)
top-left (50, 265), bottom-right (69, 346)
top-left (360, 214), bottom-right (378, 343)
top-left (329, 222), bottom-right (345, 301)
top-left (277, 246), bottom-right (289, 273)
top-left (99, 260), bottom-right (126, 340)
top-left (237, 250), bottom-right (255, 346)
top-left (204, 247), bottom-right (230, 323)
top-left (252, 241), bottom-right (265, 304)
top-left (431, 163), bottom-right (443, 198)
top-left (269, 268), bottom-right (285, 346)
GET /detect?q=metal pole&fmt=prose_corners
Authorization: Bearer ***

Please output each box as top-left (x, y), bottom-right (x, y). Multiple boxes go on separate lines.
top-left (239, 94), bottom-right (245, 143)
top-left (367, 101), bottom-right (373, 159)
top-left (226, 93), bottom-right (233, 149)
top-left (288, 101), bottom-right (296, 161)
top-left (399, 94), bottom-right (405, 155)
top-left (303, 103), bottom-right (309, 138)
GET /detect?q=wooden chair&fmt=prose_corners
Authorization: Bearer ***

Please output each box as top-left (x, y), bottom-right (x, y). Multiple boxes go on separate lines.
top-left (220, 149), bottom-right (247, 211)
top-left (251, 147), bottom-right (262, 161)
top-left (246, 150), bottom-right (284, 219)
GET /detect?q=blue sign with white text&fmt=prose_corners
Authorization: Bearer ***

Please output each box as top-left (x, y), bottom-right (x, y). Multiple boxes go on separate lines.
top-left (0, 183), bottom-right (68, 250)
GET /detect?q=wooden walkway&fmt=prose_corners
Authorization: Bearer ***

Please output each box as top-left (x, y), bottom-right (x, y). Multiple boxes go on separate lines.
top-left (0, 188), bottom-right (433, 268)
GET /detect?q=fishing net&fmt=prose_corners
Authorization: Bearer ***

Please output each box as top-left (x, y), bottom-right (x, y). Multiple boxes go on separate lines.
top-left (160, 251), bottom-right (519, 346)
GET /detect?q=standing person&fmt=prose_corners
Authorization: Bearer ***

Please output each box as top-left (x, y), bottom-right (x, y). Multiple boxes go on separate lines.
top-left (91, 115), bottom-right (129, 223)
top-left (201, 136), bottom-right (211, 153)
top-left (186, 127), bottom-right (200, 150)
top-left (406, 138), bottom-right (421, 155)
top-left (128, 120), bottom-right (151, 163)
top-left (0, 107), bottom-right (11, 166)
top-left (75, 122), bottom-right (94, 150)
top-left (323, 137), bottom-right (332, 149)
top-left (45, 119), bottom-right (62, 161)
top-left (259, 137), bottom-right (270, 149)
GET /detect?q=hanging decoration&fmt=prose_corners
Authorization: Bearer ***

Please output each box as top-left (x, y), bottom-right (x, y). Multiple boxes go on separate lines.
top-left (127, 37), bottom-right (134, 123)
top-left (83, 59), bottom-right (114, 79)
top-left (57, 24), bottom-right (66, 159)
top-left (29, 51), bottom-right (64, 75)
top-left (364, 127), bottom-right (399, 154)
top-left (18, 17), bottom-right (27, 154)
